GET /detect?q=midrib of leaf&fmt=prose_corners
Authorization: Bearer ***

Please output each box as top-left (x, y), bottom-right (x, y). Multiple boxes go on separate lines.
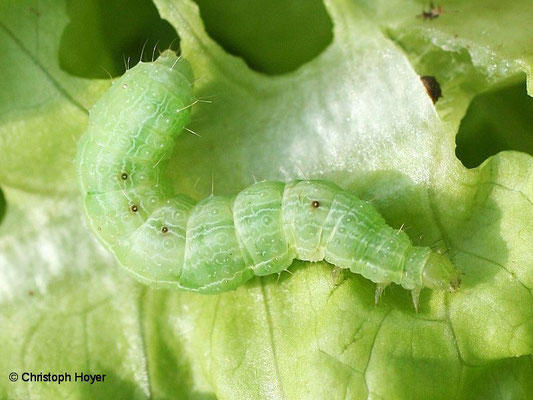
top-left (259, 279), bottom-right (286, 399)
top-left (137, 287), bottom-right (153, 399)
top-left (0, 21), bottom-right (88, 114)
top-left (362, 310), bottom-right (390, 397)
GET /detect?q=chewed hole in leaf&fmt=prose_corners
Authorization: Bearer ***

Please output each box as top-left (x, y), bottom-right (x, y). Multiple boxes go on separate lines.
top-left (59, 0), bottom-right (179, 79)
top-left (0, 188), bottom-right (5, 226)
top-left (456, 80), bottom-right (533, 168)
top-left (192, 0), bottom-right (333, 75)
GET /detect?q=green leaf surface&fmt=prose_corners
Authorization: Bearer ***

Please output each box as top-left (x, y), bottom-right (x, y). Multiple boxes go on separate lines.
top-left (0, 188), bottom-right (212, 399)
top-left (0, 0), bottom-right (108, 193)
top-left (1, 0), bottom-right (533, 399)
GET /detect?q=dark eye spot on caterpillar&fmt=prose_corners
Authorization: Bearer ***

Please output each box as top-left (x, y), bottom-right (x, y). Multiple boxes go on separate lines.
top-left (420, 76), bottom-right (442, 104)
top-left (417, 2), bottom-right (445, 20)
top-left (75, 50), bottom-right (461, 312)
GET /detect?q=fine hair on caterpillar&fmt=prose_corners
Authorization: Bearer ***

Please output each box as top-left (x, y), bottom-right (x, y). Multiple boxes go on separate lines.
top-left (76, 49), bottom-right (461, 311)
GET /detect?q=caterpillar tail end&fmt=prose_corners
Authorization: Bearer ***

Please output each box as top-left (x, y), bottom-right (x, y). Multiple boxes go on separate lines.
top-left (422, 252), bottom-right (461, 293)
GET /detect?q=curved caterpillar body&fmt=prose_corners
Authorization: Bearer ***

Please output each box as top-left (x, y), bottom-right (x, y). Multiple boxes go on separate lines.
top-left (76, 50), bottom-right (460, 309)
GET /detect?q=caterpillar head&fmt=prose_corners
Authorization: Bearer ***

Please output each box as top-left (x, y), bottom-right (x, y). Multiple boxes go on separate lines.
top-left (421, 252), bottom-right (461, 292)
top-left (155, 49), bottom-right (194, 83)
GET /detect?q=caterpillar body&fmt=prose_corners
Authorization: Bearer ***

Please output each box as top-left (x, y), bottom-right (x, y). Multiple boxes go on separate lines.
top-left (76, 50), bottom-right (460, 309)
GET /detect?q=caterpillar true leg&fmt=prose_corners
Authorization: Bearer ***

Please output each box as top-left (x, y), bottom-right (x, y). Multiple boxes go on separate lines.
top-left (76, 50), bottom-right (460, 309)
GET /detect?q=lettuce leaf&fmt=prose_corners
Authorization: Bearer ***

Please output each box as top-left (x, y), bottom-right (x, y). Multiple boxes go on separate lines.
top-left (1, 0), bottom-right (532, 398)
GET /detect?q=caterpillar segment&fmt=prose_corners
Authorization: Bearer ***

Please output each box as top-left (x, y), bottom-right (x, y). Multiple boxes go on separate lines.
top-left (76, 50), bottom-right (460, 310)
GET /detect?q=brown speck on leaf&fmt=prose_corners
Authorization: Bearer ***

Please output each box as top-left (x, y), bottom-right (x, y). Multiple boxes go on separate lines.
top-left (312, 200), bottom-right (320, 208)
top-left (420, 76), bottom-right (442, 104)
top-left (29, 7), bottom-right (41, 17)
top-left (162, 226), bottom-right (168, 233)
top-left (131, 205), bottom-right (138, 212)
top-left (417, 2), bottom-right (444, 20)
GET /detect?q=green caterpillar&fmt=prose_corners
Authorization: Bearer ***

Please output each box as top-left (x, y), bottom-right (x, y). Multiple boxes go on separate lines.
top-left (76, 50), bottom-right (460, 310)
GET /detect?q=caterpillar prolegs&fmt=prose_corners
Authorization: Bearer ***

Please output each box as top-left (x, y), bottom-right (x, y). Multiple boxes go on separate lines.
top-left (76, 50), bottom-right (460, 310)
